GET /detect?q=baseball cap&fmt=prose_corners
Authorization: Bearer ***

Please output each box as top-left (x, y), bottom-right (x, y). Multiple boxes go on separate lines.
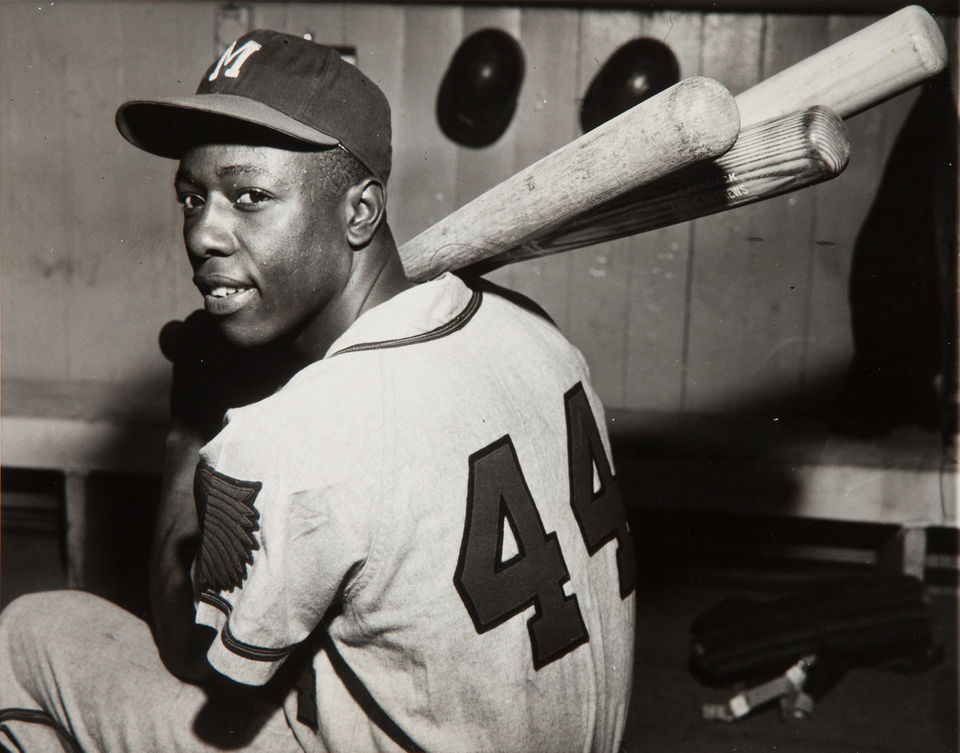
top-left (116, 30), bottom-right (392, 181)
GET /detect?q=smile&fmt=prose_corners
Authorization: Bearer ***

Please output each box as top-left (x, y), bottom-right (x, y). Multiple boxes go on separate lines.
top-left (209, 285), bottom-right (250, 298)
top-left (202, 285), bottom-right (257, 315)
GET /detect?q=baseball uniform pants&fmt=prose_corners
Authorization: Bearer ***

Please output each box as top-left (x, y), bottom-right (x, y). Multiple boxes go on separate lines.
top-left (0, 590), bottom-right (304, 752)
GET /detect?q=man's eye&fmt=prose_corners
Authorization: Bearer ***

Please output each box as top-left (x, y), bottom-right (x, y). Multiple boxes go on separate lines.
top-left (235, 190), bottom-right (270, 207)
top-left (179, 194), bottom-right (204, 212)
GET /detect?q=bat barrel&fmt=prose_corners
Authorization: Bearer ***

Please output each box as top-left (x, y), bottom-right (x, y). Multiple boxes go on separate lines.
top-left (480, 106), bottom-right (851, 266)
top-left (400, 76), bottom-right (740, 282)
top-left (735, 4), bottom-right (948, 128)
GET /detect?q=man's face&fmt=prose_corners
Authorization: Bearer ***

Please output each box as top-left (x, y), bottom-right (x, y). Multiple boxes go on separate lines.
top-left (175, 143), bottom-right (351, 349)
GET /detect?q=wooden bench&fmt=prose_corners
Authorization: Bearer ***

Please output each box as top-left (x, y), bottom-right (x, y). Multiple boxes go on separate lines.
top-left (2, 381), bottom-right (955, 586)
top-left (2, 379), bottom-right (170, 587)
top-left (607, 409), bottom-right (957, 577)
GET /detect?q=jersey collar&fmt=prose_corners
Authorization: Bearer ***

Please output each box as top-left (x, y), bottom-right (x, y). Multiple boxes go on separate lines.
top-left (324, 273), bottom-right (480, 359)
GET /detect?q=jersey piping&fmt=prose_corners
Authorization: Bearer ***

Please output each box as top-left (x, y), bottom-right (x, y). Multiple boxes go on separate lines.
top-left (221, 623), bottom-right (295, 662)
top-left (198, 591), bottom-right (233, 616)
top-left (198, 592), bottom-right (298, 662)
top-left (328, 288), bottom-right (482, 357)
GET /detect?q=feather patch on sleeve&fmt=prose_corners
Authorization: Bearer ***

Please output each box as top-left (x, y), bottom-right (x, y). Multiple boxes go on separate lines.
top-left (193, 460), bottom-right (263, 594)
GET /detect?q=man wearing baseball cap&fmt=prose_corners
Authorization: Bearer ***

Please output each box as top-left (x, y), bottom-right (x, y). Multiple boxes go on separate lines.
top-left (0, 31), bottom-right (635, 752)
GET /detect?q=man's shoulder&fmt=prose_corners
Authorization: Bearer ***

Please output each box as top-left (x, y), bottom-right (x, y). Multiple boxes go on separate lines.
top-left (467, 275), bottom-right (557, 328)
top-left (201, 359), bottom-right (389, 487)
top-left (236, 355), bottom-right (385, 425)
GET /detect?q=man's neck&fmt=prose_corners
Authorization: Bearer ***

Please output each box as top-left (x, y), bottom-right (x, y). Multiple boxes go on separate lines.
top-left (291, 231), bottom-right (414, 362)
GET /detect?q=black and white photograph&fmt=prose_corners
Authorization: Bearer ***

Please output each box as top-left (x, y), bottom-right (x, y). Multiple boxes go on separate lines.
top-left (0, 1), bottom-right (957, 750)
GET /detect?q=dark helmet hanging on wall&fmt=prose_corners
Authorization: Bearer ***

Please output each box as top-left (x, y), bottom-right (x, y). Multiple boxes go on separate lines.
top-left (436, 28), bottom-right (525, 148)
top-left (580, 37), bottom-right (680, 133)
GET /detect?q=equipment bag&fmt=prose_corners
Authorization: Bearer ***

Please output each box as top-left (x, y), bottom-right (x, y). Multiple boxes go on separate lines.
top-left (690, 573), bottom-right (936, 689)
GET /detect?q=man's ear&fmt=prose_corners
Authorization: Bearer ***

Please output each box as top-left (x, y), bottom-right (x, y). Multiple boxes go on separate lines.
top-left (344, 178), bottom-right (386, 248)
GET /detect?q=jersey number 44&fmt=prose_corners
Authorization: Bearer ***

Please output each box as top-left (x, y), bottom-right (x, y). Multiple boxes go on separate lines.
top-left (454, 382), bottom-right (636, 670)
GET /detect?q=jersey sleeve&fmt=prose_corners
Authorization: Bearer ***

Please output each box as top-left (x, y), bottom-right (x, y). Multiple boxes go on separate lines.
top-left (192, 393), bottom-right (381, 686)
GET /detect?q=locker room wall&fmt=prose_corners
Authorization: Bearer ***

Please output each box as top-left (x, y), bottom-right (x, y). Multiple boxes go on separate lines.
top-left (1, 1), bottom-right (957, 425)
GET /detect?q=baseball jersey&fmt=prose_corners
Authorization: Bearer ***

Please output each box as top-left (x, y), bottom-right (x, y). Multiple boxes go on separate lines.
top-left (193, 272), bottom-right (636, 753)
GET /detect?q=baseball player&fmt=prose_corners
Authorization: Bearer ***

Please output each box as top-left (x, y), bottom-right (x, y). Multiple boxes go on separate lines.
top-left (0, 31), bottom-right (636, 752)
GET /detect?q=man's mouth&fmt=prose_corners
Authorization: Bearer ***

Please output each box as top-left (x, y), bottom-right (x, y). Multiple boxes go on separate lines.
top-left (195, 276), bottom-right (258, 315)
top-left (208, 285), bottom-right (252, 299)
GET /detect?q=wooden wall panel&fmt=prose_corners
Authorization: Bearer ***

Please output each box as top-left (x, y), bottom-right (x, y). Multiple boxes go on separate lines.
top-left (63, 3), bottom-right (131, 382)
top-left (683, 13), bottom-right (766, 413)
top-left (343, 4), bottom-right (407, 103)
top-left (759, 14), bottom-right (833, 412)
top-left (621, 11), bottom-right (703, 411)
top-left (62, 5), bottom-right (153, 385)
top-left (253, 3), bottom-right (344, 42)
top-left (105, 4), bottom-right (213, 390)
top-left (1, 3), bottom-right (75, 382)
top-left (389, 6), bottom-right (461, 248)
top-left (804, 14), bottom-right (891, 392)
top-left (506, 8), bottom-right (581, 333)
top-left (704, 14), bottom-right (829, 414)
top-left (566, 9), bottom-right (644, 407)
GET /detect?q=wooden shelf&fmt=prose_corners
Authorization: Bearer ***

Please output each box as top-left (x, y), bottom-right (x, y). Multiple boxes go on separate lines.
top-left (607, 409), bottom-right (957, 527)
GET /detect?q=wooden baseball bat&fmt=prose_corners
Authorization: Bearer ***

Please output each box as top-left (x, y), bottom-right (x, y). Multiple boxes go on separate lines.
top-left (735, 4), bottom-right (947, 128)
top-left (399, 76), bottom-right (740, 283)
top-left (468, 106), bottom-right (850, 271)
top-left (398, 6), bottom-right (947, 281)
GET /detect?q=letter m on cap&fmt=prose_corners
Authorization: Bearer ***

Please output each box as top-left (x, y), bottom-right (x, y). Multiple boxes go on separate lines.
top-left (208, 40), bottom-right (263, 81)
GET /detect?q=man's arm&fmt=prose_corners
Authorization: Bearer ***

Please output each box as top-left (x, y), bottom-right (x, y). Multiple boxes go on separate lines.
top-left (149, 426), bottom-right (216, 683)
top-left (152, 312), bottom-right (306, 683)
top-left (151, 429), bottom-right (295, 726)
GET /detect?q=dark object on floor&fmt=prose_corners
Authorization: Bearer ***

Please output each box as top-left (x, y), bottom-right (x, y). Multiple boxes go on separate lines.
top-left (701, 653), bottom-right (823, 723)
top-left (436, 28), bottom-right (524, 148)
top-left (689, 573), bottom-right (939, 709)
top-left (580, 38), bottom-right (679, 133)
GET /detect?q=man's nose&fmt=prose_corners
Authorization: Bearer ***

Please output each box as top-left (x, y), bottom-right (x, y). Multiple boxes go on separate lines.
top-left (184, 197), bottom-right (236, 261)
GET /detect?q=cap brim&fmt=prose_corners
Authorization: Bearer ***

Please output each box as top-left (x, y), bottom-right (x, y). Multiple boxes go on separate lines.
top-left (116, 93), bottom-right (340, 158)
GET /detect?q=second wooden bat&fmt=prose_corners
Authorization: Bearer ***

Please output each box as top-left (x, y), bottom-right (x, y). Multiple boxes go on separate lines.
top-left (467, 106), bottom-right (850, 270)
